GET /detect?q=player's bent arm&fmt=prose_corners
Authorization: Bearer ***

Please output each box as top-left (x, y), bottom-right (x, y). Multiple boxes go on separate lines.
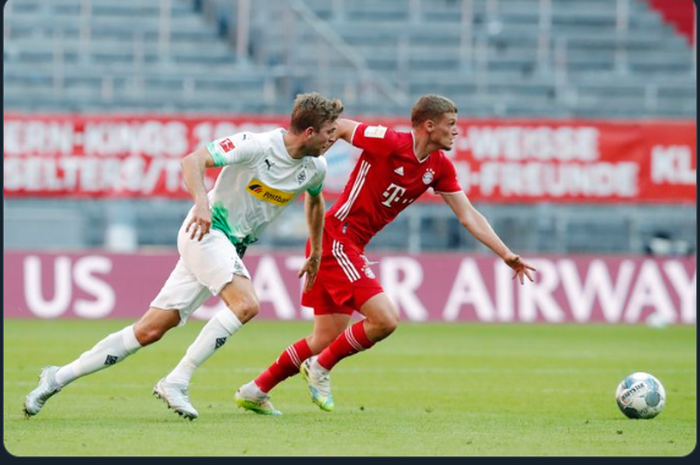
top-left (440, 191), bottom-right (513, 261)
top-left (181, 146), bottom-right (217, 203)
top-left (304, 192), bottom-right (325, 260)
top-left (181, 146), bottom-right (217, 240)
top-left (299, 192), bottom-right (325, 291)
top-left (335, 118), bottom-right (361, 144)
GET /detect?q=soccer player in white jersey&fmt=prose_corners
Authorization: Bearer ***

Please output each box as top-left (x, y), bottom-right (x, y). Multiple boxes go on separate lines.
top-left (23, 93), bottom-right (344, 420)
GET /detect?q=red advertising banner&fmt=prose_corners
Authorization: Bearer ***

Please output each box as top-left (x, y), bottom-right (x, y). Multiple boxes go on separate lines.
top-left (3, 113), bottom-right (696, 203)
top-left (3, 251), bottom-right (696, 324)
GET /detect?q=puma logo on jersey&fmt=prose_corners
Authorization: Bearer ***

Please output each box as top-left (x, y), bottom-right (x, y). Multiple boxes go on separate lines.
top-left (264, 159), bottom-right (275, 170)
top-left (394, 166), bottom-right (404, 176)
top-left (246, 179), bottom-right (294, 206)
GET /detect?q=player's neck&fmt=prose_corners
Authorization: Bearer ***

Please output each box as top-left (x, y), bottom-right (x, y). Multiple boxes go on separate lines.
top-left (413, 134), bottom-right (435, 161)
top-left (282, 132), bottom-right (306, 160)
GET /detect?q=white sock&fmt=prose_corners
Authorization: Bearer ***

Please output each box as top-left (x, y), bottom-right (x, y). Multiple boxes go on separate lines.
top-left (55, 325), bottom-right (142, 387)
top-left (164, 310), bottom-right (242, 386)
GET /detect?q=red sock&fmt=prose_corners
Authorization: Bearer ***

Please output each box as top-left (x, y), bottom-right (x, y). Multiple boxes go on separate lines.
top-left (254, 339), bottom-right (312, 393)
top-left (317, 321), bottom-right (374, 370)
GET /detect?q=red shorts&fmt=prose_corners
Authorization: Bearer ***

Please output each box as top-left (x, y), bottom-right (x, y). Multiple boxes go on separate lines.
top-left (301, 230), bottom-right (384, 315)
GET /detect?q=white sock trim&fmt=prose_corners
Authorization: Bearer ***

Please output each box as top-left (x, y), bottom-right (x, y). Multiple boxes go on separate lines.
top-left (215, 310), bottom-right (242, 334)
top-left (122, 325), bottom-right (142, 354)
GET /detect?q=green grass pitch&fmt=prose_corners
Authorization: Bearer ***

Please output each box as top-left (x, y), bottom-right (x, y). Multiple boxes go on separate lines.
top-left (3, 319), bottom-right (696, 456)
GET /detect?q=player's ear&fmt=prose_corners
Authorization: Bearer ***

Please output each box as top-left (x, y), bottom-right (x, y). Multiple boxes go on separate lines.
top-left (425, 120), bottom-right (435, 133)
top-left (304, 127), bottom-right (315, 139)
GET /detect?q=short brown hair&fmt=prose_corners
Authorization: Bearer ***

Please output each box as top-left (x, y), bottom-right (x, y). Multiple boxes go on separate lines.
top-left (411, 94), bottom-right (458, 127)
top-left (290, 92), bottom-right (344, 133)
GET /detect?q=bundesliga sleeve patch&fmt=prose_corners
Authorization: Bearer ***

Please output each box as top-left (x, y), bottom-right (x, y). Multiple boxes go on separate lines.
top-left (364, 125), bottom-right (388, 139)
top-left (218, 138), bottom-right (236, 152)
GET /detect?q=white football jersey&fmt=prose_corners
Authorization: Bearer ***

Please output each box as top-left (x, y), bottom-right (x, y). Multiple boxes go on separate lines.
top-left (194, 128), bottom-right (326, 248)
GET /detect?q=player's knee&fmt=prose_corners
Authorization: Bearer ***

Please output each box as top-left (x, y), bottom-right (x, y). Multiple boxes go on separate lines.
top-left (377, 311), bottom-right (399, 337)
top-left (369, 309), bottom-right (399, 339)
top-left (228, 296), bottom-right (259, 324)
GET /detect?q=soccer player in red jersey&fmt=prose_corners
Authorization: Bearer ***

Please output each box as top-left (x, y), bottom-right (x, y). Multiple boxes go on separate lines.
top-left (235, 94), bottom-right (536, 415)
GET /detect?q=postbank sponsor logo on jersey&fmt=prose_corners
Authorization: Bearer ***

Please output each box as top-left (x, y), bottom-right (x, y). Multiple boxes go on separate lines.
top-left (219, 138), bottom-right (236, 152)
top-left (246, 179), bottom-right (295, 206)
top-left (364, 125), bottom-right (388, 139)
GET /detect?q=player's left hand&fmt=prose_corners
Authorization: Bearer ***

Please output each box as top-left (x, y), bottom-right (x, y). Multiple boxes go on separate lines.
top-left (504, 254), bottom-right (536, 285)
top-left (298, 256), bottom-right (321, 292)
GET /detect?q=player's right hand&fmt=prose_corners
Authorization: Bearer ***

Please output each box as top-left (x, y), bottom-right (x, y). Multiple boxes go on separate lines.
top-left (186, 203), bottom-right (212, 241)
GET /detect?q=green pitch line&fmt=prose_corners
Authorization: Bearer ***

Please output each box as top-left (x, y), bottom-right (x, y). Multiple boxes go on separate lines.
top-left (3, 319), bottom-right (696, 457)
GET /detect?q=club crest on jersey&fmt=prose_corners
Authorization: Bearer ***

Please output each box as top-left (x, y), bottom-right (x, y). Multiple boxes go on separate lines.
top-left (422, 169), bottom-right (435, 185)
top-left (364, 125), bottom-right (388, 139)
top-left (363, 265), bottom-right (376, 279)
top-left (246, 179), bottom-right (294, 206)
top-left (297, 170), bottom-right (307, 184)
top-left (219, 138), bottom-right (236, 153)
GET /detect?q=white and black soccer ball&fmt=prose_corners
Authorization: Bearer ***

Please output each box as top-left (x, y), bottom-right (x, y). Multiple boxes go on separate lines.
top-left (615, 372), bottom-right (666, 419)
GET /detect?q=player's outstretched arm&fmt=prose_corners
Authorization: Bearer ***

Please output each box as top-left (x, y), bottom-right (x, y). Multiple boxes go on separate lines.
top-left (441, 192), bottom-right (536, 284)
top-left (335, 119), bottom-right (361, 144)
top-left (181, 146), bottom-right (217, 241)
top-left (298, 192), bottom-right (325, 292)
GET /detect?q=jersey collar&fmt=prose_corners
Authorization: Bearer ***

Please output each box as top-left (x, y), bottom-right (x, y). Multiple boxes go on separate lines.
top-left (411, 131), bottom-right (432, 164)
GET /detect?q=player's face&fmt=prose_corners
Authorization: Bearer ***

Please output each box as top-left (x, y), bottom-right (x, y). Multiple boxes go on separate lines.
top-left (307, 120), bottom-right (339, 157)
top-left (430, 112), bottom-right (458, 150)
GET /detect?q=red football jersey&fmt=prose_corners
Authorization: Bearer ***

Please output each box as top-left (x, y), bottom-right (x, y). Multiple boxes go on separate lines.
top-left (326, 123), bottom-right (463, 249)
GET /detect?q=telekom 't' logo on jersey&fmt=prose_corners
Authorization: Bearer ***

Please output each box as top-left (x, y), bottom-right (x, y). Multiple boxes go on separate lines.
top-left (381, 183), bottom-right (407, 207)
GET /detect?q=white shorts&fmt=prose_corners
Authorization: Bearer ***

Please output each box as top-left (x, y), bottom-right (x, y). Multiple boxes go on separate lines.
top-left (150, 220), bottom-right (251, 325)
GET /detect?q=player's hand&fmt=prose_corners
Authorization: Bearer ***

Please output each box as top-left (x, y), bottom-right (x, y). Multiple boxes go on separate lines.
top-left (298, 256), bottom-right (321, 293)
top-left (504, 254), bottom-right (536, 285)
top-left (186, 202), bottom-right (212, 241)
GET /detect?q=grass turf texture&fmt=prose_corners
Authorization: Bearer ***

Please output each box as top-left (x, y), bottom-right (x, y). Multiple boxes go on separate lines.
top-left (3, 319), bottom-right (696, 457)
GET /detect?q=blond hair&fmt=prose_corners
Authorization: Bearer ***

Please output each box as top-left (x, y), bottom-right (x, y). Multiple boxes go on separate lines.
top-left (290, 93), bottom-right (344, 133)
top-left (411, 94), bottom-right (458, 127)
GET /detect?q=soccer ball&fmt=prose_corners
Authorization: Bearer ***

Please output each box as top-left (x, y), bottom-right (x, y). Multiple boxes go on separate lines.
top-left (615, 372), bottom-right (666, 419)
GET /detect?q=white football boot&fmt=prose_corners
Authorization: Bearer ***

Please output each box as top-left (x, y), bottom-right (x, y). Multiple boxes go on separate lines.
top-left (234, 381), bottom-right (282, 416)
top-left (23, 366), bottom-right (62, 417)
top-left (153, 378), bottom-right (199, 420)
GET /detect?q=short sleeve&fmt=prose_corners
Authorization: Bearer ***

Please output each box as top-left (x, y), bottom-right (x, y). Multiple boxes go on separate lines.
top-left (432, 155), bottom-right (463, 194)
top-left (206, 132), bottom-right (259, 167)
top-left (306, 157), bottom-right (327, 196)
top-left (350, 123), bottom-right (399, 157)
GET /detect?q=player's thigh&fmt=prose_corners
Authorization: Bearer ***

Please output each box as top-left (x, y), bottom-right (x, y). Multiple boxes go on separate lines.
top-left (149, 257), bottom-right (214, 327)
top-left (178, 227), bottom-right (251, 295)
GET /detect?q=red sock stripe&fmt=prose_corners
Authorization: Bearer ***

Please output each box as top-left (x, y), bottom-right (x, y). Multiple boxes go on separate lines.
top-left (317, 321), bottom-right (374, 370)
top-left (255, 339), bottom-right (312, 393)
top-left (350, 321), bottom-right (373, 349)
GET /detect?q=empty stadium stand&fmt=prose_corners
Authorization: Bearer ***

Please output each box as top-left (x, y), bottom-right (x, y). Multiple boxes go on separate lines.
top-left (3, 0), bottom-right (696, 254)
